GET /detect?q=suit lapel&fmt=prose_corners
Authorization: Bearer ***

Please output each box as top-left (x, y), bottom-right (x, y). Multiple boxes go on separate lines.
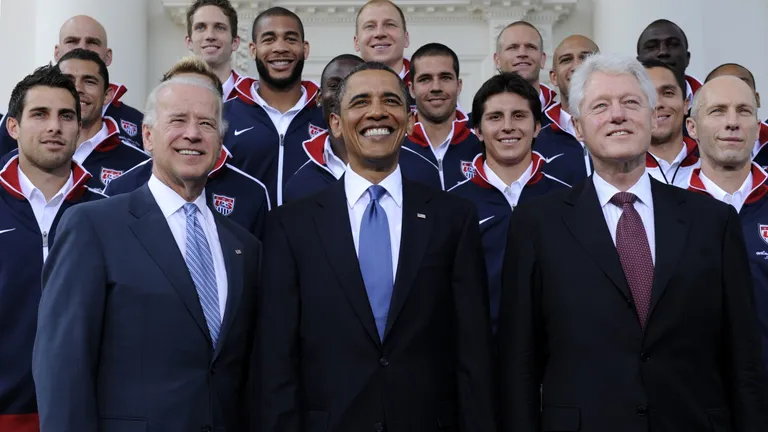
top-left (314, 180), bottom-right (381, 348)
top-left (128, 185), bottom-right (212, 345)
top-left (383, 180), bottom-right (433, 340)
top-left (212, 214), bottom-right (245, 361)
top-left (647, 180), bottom-right (690, 322)
top-left (562, 179), bottom-right (631, 301)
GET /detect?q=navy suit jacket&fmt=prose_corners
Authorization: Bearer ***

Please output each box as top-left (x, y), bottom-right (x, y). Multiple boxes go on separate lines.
top-left (32, 185), bottom-right (261, 432)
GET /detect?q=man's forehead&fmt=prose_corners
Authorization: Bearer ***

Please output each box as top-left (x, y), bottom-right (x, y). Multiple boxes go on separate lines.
top-left (326, 60), bottom-right (362, 79)
top-left (702, 81), bottom-right (756, 106)
top-left (344, 70), bottom-right (401, 96)
top-left (555, 37), bottom-right (597, 59)
top-left (59, 58), bottom-right (100, 75)
top-left (60, 16), bottom-right (106, 41)
top-left (414, 55), bottom-right (454, 73)
top-left (648, 67), bottom-right (676, 84)
top-left (584, 72), bottom-right (643, 96)
top-left (501, 25), bottom-right (540, 44)
top-left (24, 86), bottom-right (76, 109)
top-left (485, 92), bottom-right (530, 110)
top-left (641, 24), bottom-right (684, 42)
top-left (358, 2), bottom-right (402, 23)
top-left (256, 16), bottom-right (301, 36)
top-left (193, 4), bottom-right (229, 23)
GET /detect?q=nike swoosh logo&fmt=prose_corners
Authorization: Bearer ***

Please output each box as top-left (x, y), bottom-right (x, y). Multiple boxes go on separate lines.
top-left (0, 228), bottom-right (16, 235)
top-left (234, 127), bottom-right (254, 136)
top-left (544, 153), bottom-right (565, 163)
top-left (479, 216), bottom-right (495, 225)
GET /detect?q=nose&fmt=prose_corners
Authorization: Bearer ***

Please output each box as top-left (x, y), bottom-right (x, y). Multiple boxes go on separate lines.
top-left (608, 102), bottom-right (627, 123)
top-left (183, 121), bottom-right (203, 142)
top-left (45, 116), bottom-right (64, 135)
top-left (366, 98), bottom-right (389, 121)
top-left (502, 115), bottom-right (516, 132)
top-left (374, 23), bottom-right (387, 38)
top-left (657, 43), bottom-right (670, 57)
top-left (204, 27), bottom-right (217, 40)
top-left (724, 109), bottom-right (741, 131)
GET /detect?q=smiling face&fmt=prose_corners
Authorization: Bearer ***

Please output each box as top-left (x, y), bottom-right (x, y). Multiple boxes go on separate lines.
top-left (410, 54), bottom-right (461, 124)
top-left (574, 71), bottom-right (655, 166)
top-left (550, 35), bottom-right (598, 107)
top-left (58, 58), bottom-right (111, 129)
top-left (354, 2), bottom-right (409, 71)
top-left (330, 69), bottom-right (413, 172)
top-left (494, 24), bottom-right (546, 84)
top-left (476, 91), bottom-right (540, 167)
top-left (688, 76), bottom-right (759, 169)
top-left (250, 15), bottom-right (309, 90)
top-left (144, 82), bottom-right (222, 192)
top-left (186, 5), bottom-right (240, 69)
top-left (647, 66), bottom-right (686, 145)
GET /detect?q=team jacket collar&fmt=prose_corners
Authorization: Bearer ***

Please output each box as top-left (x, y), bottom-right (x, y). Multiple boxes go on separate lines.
top-left (400, 58), bottom-right (411, 82)
top-left (91, 117), bottom-right (123, 153)
top-left (469, 151), bottom-right (546, 189)
top-left (544, 102), bottom-right (575, 136)
top-left (408, 110), bottom-right (472, 148)
top-left (232, 76), bottom-right (319, 110)
top-left (753, 121), bottom-right (768, 156)
top-left (303, 129), bottom-right (331, 167)
top-left (107, 82), bottom-right (128, 108)
top-left (224, 70), bottom-right (243, 101)
top-left (685, 74), bottom-right (703, 96)
top-left (645, 136), bottom-right (699, 168)
top-left (540, 83), bottom-right (557, 110)
top-left (687, 161), bottom-right (768, 205)
top-left (209, 146), bottom-right (232, 178)
top-left (0, 154), bottom-right (92, 201)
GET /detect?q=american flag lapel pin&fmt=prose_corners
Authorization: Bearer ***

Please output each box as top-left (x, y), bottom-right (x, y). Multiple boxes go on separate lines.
top-left (417, 213), bottom-right (426, 219)
top-left (235, 249), bottom-right (242, 255)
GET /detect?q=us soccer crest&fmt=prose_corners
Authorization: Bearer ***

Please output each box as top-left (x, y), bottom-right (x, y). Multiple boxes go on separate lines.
top-left (460, 160), bottom-right (475, 179)
top-left (213, 194), bottom-right (235, 216)
top-left (759, 224), bottom-right (768, 246)
top-left (100, 167), bottom-right (123, 186)
top-left (120, 119), bottom-right (138, 137)
top-left (308, 123), bottom-right (325, 138)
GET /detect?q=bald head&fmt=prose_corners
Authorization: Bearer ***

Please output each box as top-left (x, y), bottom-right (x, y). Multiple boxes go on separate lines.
top-left (549, 35), bottom-right (599, 109)
top-left (706, 63), bottom-right (760, 109)
top-left (55, 15), bottom-right (112, 66)
top-left (690, 76), bottom-right (757, 120)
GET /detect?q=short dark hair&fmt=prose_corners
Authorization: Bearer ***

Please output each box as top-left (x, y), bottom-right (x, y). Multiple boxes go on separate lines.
top-left (335, 62), bottom-right (408, 114)
top-left (186, 0), bottom-right (239, 39)
top-left (356, 0), bottom-right (407, 32)
top-left (252, 7), bottom-right (304, 42)
top-left (321, 54), bottom-right (364, 86)
top-left (472, 72), bottom-right (542, 132)
top-left (58, 48), bottom-right (110, 92)
top-left (642, 58), bottom-right (686, 99)
top-left (410, 43), bottom-right (460, 80)
top-left (637, 19), bottom-right (689, 52)
top-left (706, 63), bottom-right (757, 89)
top-left (497, 21), bottom-right (543, 52)
top-left (8, 64), bottom-right (81, 123)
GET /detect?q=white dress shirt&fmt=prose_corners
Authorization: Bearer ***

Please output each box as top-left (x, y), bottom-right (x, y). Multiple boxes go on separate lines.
top-left (426, 129), bottom-right (454, 163)
top-left (647, 142), bottom-right (700, 187)
top-left (18, 167), bottom-right (73, 262)
top-left (222, 71), bottom-right (237, 101)
top-left (593, 171), bottom-right (656, 264)
top-left (72, 122), bottom-right (110, 164)
top-left (699, 170), bottom-right (753, 214)
top-left (345, 165), bottom-right (403, 280)
top-left (148, 175), bottom-right (228, 319)
top-left (251, 82), bottom-right (307, 136)
top-left (484, 161), bottom-right (533, 210)
top-left (323, 136), bottom-right (347, 180)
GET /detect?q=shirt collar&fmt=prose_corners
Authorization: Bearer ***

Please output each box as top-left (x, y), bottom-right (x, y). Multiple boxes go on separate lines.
top-left (17, 165), bottom-right (73, 204)
top-left (323, 137), bottom-right (346, 180)
top-left (251, 81), bottom-right (307, 113)
top-left (222, 71), bottom-right (237, 102)
top-left (73, 121), bottom-right (111, 164)
top-left (344, 165), bottom-right (403, 209)
top-left (558, 108), bottom-right (577, 137)
top-left (593, 170), bottom-right (654, 211)
top-left (483, 160), bottom-right (534, 193)
top-left (148, 174), bottom-right (208, 219)
top-left (699, 170), bottom-right (753, 205)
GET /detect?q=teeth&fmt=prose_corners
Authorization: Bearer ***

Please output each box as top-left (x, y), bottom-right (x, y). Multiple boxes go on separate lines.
top-left (271, 61), bottom-right (290, 66)
top-left (609, 131), bottom-right (629, 136)
top-left (178, 149), bottom-right (202, 155)
top-left (500, 138), bottom-right (520, 143)
top-left (363, 128), bottom-right (391, 137)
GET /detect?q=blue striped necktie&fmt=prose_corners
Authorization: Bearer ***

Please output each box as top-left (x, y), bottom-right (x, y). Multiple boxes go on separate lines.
top-left (183, 203), bottom-right (221, 347)
top-left (358, 185), bottom-right (394, 340)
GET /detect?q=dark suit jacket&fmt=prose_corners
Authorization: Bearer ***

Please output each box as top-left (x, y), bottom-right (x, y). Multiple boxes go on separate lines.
top-left (258, 177), bottom-right (496, 432)
top-left (32, 185), bottom-right (261, 432)
top-left (499, 175), bottom-right (768, 432)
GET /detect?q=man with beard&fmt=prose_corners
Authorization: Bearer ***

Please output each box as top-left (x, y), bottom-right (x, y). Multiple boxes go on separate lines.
top-left (185, 0), bottom-right (243, 101)
top-left (637, 19), bottom-right (702, 101)
top-left (401, 43), bottom-right (482, 190)
top-left (0, 16), bottom-right (145, 155)
top-left (224, 7), bottom-right (323, 206)
top-left (534, 34), bottom-right (598, 186)
top-left (259, 61), bottom-right (496, 432)
top-left (56, 49), bottom-right (149, 192)
top-left (0, 65), bottom-right (104, 432)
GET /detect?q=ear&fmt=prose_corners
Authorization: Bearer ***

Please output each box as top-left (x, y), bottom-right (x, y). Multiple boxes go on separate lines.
top-left (474, 126), bottom-right (483, 142)
top-left (6, 117), bottom-right (20, 140)
top-left (404, 31), bottom-right (410, 49)
top-left (232, 35), bottom-right (241, 52)
top-left (142, 123), bottom-right (154, 153)
top-left (249, 41), bottom-right (257, 60)
top-left (756, 92), bottom-right (761, 109)
top-left (533, 120), bottom-right (542, 138)
top-left (330, 112), bottom-right (343, 139)
top-left (685, 116), bottom-right (698, 141)
top-left (185, 35), bottom-right (193, 51)
top-left (315, 89), bottom-right (322, 107)
top-left (353, 35), bottom-right (360, 53)
top-left (650, 107), bottom-right (659, 135)
top-left (549, 69), bottom-right (559, 90)
top-left (54, 45), bottom-right (61, 62)
top-left (406, 110), bottom-right (415, 135)
top-left (539, 51), bottom-right (547, 68)
top-left (105, 48), bottom-right (113, 67)
top-left (493, 52), bottom-right (501, 71)
top-left (457, 78), bottom-right (463, 96)
top-left (684, 94), bottom-right (692, 112)
top-left (103, 85), bottom-right (116, 107)
top-left (408, 81), bottom-right (415, 99)
top-left (573, 116), bottom-right (585, 142)
top-left (303, 40), bottom-right (310, 60)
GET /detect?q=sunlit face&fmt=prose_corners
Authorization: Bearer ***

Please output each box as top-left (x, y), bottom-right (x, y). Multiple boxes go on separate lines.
top-left (186, 5), bottom-right (240, 69)
top-left (637, 22), bottom-right (689, 79)
top-left (574, 71), bottom-right (655, 165)
top-left (410, 54), bottom-right (461, 124)
top-left (549, 36), bottom-right (598, 105)
top-left (143, 83), bottom-right (222, 188)
top-left (330, 69), bottom-right (414, 170)
top-left (8, 86), bottom-right (80, 173)
top-left (55, 16), bottom-right (112, 66)
top-left (494, 24), bottom-right (546, 84)
top-left (58, 58), bottom-right (112, 128)
top-left (354, 2), bottom-right (410, 70)
top-left (687, 77), bottom-right (759, 169)
top-left (476, 92), bottom-right (540, 167)
top-left (647, 66), bottom-right (686, 145)
top-left (250, 15), bottom-right (309, 90)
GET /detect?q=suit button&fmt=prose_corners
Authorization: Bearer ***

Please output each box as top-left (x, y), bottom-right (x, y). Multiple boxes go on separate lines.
top-left (201, 425), bottom-right (212, 432)
top-left (374, 422), bottom-right (385, 432)
top-left (640, 352), bottom-right (650, 362)
top-left (379, 357), bottom-right (389, 367)
top-left (636, 405), bottom-right (647, 416)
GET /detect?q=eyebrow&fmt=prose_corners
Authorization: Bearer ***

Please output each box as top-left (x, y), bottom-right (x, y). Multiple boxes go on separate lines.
top-left (84, 37), bottom-right (102, 45)
top-left (659, 84), bottom-right (678, 93)
top-left (347, 91), bottom-right (404, 104)
top-left (259, 30), bottom-right (300, 39)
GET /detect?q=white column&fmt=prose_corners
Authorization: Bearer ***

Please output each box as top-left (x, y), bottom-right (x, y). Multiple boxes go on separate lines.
top-left (0, 0), bottom-right (40, 112)
top-left (33, 0), bottom-right (148, 110)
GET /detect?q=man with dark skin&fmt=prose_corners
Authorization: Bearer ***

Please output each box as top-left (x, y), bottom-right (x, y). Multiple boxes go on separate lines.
top-left (637, 19), bottom-right (702, 100)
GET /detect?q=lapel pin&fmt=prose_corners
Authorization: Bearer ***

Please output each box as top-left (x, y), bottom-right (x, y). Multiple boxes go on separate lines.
top-left (417, 213), bottom-right (426, 219)
top-left (235, 249), bottom-right (242, 255)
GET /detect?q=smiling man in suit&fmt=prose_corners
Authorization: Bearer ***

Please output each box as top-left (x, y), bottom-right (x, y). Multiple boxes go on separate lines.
top-left (258, 62), bottom-right (496, 432)
top-left (499, 52), bottom-right (768, 431)
top-left (32, 75), bottom-right (261, 431)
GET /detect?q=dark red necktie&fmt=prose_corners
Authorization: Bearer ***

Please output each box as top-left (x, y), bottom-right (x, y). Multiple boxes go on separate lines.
top-left (610, 192), bottom-right (654, 329)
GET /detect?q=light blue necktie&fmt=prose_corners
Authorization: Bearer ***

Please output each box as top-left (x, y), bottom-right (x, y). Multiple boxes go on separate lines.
top-left (358, 185), bottom-right (394, 340)
top-left (183, 203), bottom-right (221, 347)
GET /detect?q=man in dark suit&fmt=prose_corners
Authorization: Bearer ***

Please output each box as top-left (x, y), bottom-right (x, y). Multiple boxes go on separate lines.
top-left (258, 62), bottom-right (496, 432)
top-left (499, 52), bottom-right (768, 431)
top-left (32, 74), bottom-right (261, 431)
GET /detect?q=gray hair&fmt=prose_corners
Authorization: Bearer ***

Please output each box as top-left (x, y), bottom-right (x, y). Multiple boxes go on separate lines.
top-left (143, 76), bottom-right (228, 137)
top-left (568, 52), bottom-right (657, 119)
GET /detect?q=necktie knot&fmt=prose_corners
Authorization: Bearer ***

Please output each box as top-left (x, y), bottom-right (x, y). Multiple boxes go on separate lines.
top-left (183, 202), bottom-right (198, 217)
top-left (610, 192), bottom-right (638, 207)
top-left (368, 185), bottom-right (387, 202)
